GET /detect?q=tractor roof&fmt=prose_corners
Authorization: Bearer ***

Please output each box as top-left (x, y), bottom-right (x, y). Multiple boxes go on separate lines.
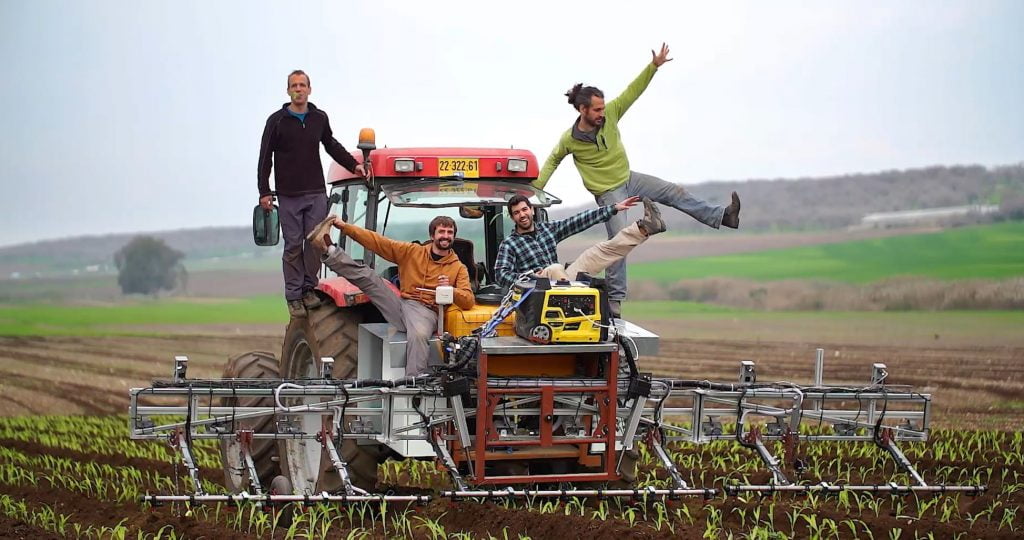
top-left (380, 179), bottom-right (561, 209)
top-left (327, 147), bottom-right (539, 184)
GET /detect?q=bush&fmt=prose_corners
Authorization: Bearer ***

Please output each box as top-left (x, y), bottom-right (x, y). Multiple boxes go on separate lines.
top-left (113, 236), bottom-right (187, 296)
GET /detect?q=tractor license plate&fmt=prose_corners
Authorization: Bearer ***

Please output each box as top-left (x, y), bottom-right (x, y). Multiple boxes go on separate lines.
top-left (437, 158), bottom-right (479, 178)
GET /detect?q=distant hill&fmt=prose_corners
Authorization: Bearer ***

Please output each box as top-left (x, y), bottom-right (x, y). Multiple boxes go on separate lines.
top-left (0, 227), bottom-right (280, 279)
top-left (2, 163), bottom-right (1021, 278)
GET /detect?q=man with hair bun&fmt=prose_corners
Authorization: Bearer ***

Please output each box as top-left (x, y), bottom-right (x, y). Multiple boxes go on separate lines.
top-left (533, 44), bottom-right (741, 317)
top-left (306, 214), bottom-right (474, 376)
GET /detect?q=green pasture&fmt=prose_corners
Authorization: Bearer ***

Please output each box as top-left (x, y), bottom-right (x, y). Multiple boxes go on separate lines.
top-left (631, 221), bottom-right (1024, 283)
top-left (621, 301), bottom-right (1024, 346)
top-left (0, 295), bottom-right (287, 336)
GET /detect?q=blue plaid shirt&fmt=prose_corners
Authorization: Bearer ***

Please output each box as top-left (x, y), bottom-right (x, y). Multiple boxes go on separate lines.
top-left (494, 205), bottom-right (615, 288)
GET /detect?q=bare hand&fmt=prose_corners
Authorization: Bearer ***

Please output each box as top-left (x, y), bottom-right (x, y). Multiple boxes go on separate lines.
top-left (259, 195), bottom-right (274, 211)
top-left (330, 214), bottom-right (347, 228)
top-left (437, 275), bottom-right (450, 286)
top-left (614, 196), bottom-right (641, 213)
top-left (651, 43), bottom-right (673, 67)
top-left (355, 163), bottom-right (368, 178)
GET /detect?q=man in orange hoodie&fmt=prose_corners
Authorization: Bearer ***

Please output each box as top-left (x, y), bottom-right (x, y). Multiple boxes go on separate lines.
top-left (308, 214), bottom-right (474, 376)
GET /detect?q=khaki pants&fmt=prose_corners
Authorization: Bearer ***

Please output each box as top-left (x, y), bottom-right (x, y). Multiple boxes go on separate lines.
top-left (540, 222), bottom-right (647, 281)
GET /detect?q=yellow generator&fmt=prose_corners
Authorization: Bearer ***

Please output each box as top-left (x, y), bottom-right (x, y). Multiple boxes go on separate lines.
top-left (512, 278), bottom-right (609, 344)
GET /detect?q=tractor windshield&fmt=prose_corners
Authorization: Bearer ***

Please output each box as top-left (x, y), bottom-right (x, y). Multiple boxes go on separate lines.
top-left (381, 180), bottom-right (560, 208)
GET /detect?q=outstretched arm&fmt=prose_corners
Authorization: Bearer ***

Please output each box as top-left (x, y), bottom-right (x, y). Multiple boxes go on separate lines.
top-left (532, 138), bottom-right (570, 191)
top-left (548, 202), bottom-right (627, 242)
top-left (321, 115), bottom-right (367, 177)
top-left (605, 43), bottom-right (672, 120)
top-left (494, 239), bottom-right (522, 289)
top-left (335, 218), bottom-right (416, 264)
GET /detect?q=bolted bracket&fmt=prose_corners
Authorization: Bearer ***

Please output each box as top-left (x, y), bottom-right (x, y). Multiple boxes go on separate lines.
top-left (320, 357), bottom-right (334, 379)
top-left (739, 360), bottom-right (756, 384)
top-left (173, 356), bottom-right (188, 381)
top-left (871, 363), bottom-right (888, 386)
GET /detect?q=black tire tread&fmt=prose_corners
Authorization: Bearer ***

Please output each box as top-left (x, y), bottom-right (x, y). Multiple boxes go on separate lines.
top-left (280, 304), bottom-right (379, 492)
top-left (219, 350), bottom-right (280, 492)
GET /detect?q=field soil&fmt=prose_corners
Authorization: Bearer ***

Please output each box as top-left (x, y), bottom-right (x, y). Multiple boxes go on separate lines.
top-left (1, 332), bottom-right (1020, 428)
top-left (1, 330), bottom-right (1021, 538)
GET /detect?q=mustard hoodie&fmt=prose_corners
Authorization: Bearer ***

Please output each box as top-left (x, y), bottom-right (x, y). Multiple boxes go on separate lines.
top-left (341, 223), bottom-right (475, 310)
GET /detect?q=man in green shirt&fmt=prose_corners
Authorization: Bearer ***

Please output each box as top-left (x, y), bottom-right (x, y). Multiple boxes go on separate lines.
top-left (533, 43), bottom-right (740, 317)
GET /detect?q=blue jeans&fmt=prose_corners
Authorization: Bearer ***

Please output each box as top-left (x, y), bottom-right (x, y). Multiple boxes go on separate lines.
top-left (278, 192), bottom-right (328, 301)
top-left (594, 171), bottom-right (725, 301)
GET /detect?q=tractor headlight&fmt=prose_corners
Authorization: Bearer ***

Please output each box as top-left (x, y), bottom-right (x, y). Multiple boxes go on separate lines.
top-left (394, 158), bottom-right (415, 173)
top-left (507, 158), bottom-right (528, 172)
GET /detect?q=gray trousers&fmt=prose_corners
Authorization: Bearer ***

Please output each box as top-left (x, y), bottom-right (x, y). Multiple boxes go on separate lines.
top-left (322, 247), bottom-right (437, 375)
top-left (595, 171), bottom-right (725, 301)
top-left (278, 192), bottom-right (328, 301)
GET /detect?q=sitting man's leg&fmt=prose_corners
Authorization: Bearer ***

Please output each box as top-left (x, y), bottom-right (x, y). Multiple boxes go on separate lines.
top-left (313, 224), bottom-right (407, 332)
top-left (400, 299), bottom-right (438, 376)
top-left (565, 198), bottom-right (666, 280)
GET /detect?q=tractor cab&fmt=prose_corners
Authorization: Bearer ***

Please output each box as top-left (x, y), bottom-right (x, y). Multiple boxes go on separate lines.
top-left (310, 143), bottom-right (572, 386)
top-left (324, 176), bottom-right (558, 302)
top-left (320, 145), bottom-right (558, 308)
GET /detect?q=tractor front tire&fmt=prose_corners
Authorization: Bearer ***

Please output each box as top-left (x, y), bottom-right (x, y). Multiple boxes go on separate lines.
top-left (278, 303), bottom-right (381, 493)
top-left (218, 350), bottom-right (281, 493)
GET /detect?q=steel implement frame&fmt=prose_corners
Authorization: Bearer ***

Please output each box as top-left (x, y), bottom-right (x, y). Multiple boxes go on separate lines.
top-left (129, 369), bottom-right (982, 502)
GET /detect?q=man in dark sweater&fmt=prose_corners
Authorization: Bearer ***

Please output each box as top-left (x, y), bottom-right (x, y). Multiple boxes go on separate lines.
top-left (257, 70), bottom-right (366, 318)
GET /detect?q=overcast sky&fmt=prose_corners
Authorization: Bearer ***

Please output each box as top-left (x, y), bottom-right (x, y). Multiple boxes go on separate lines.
top-left (1, 0), bottom-right (1021, 247)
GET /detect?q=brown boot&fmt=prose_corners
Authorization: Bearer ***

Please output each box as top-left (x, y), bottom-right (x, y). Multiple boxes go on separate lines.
top-left (302, 290), bottom-right (323, 309)
top-left (306, 214), bottom-right (337, 253)
top-left (637, 197), bottom-right (666, 235)
top-left (287, 299), bottom-right (307, 318)
top-left (722, 192), bottom-right (741, 229)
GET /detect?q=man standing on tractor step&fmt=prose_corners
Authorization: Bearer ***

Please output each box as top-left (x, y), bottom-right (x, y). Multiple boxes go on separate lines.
top-left (494, 195), bottom-right (666, 316)
top-left (532, 43), bottom-right (741, 317)
top-left (307, 214), bottom-right (475, 377)
top-left (258, 69), bottom-right (367, 319)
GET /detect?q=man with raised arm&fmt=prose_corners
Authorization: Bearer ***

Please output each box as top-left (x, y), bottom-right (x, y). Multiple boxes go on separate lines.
top-left (533, 44), bottom-right (741, 316)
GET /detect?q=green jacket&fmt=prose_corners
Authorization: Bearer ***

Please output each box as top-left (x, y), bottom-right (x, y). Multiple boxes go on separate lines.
top-left (533, 62), bottom-right (658, 195)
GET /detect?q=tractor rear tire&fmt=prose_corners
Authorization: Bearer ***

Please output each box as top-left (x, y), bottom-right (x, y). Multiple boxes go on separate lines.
top-left (218, 350), bottom-right (281, 493)
top-left (278, 303), bottom-right (381, 494)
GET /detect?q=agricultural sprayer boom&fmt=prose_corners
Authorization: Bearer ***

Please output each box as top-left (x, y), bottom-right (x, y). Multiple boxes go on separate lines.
top-left (128, 343), bottom-right (985, 507)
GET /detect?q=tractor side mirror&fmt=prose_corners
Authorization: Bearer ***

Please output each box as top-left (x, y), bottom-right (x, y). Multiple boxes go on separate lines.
top-left (253, 204), bottom-right (280, 246)
top-left (459, 206), bottom-right (484, 219)
top-left (534, 207), bottom-right (548, 223)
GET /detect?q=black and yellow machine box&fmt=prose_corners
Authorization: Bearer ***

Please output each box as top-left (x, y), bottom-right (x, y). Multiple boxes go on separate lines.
top-left (512, 278), bottom-right (609, 344)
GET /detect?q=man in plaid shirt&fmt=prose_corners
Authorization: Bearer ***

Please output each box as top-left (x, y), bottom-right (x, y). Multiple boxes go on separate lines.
top-left (494, 194), bottom-right (666, 316)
